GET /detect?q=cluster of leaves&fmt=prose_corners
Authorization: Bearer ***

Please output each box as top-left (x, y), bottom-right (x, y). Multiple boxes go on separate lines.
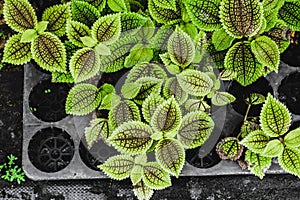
top-left (0, 154), bottom-right (25, 184)
top-left (217, 93), bottom-right (300, 179)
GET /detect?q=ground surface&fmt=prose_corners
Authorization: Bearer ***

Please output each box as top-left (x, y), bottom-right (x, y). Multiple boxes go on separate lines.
top-left (0, 65), bottom-right (300, 200)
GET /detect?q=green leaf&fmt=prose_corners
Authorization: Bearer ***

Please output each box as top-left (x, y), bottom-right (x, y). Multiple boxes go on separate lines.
top-left (142, 162), bottom-right (171, 190)
top-left (124, 45), bottom-right (153, 68)
top-left (42, 3), bottom-right (71, 36)
top-left (81, 36), bottom-right (97, 48)
top-left (51, 71), bottom-right (74, 83)
top-left (133, 77), bottom-right (163, 105)
top-left (245, 150), bottom-right (272, 179)
top-left (152, 24), bottom-right (174, 51)
top-left (120, 12), bottom-right (148, 34)
top-left (71, 0), bottom-right (100, 27)
top-left (167, 29), bottom-right (195, 68)
top-left (240, 120), bottom-right (260, 139)
top-left (240, 130), bottom-right (270, 154)
top-left (153, 0), bottom-right (176, 10)
top-left (84, 0), bottom-right (106, 11)
top-left (265, 20), bottom-right (290, 53)
top-left (70, 48), bottom-right (100, 82)
top-left (211, 92), bottom-right (236, 106)
top-left (156, 139), bottom-right (185, 177)
top-left (109, 100), bottom-right (141, 128)
top-left (99, 37), bottom-right (138, 72)
top-left (184, 99), bottom-right (210, 112)
top-left (178, 111), bottom-right (214, 149)
top-left (121, 82), bottom-right (141, 99)
top-left (212, 28), bottom-right (234, 51)
top-left (262, 139), bottom-right (284, 157)
top-left (148, 0), bottom-right (181, 24)
top-left (284, 128), bottom-right (300, 148)
top-left (184, 0), bottom-right (221, 31)
top-left (163, 77), bottom-right (188, 105)
top-left (245, 93), bottom-right (265, 105)
top-left (251, 36), bottom-right (280, 72)
top-left (216, 137), bottom-right (243, 160)
top-left (135, 153), bottom-right (147, 165)
top-left (35, 21), bottom-right (49, 35)
top-left (220, 0), bottom-right (263, 38)
top-left (136, 19), bottom-right (155, 41)
top-left (65, 83), bottom-right (101, 115)
top-left (99, 155), bottom-right (135, 180)
top-left (159, 53), bottom-right (181, 75)
top-left (133, 181), bottom-right (154, 200)
top-left (125, 62), bottom-right (167, 83)
top-left (109, 121), bottom-right (153, 155)
top-left (278, 148), bottom-right (300, 178)
top-left (279, 2), bottom-right (300, 31)
top-left (200, 42), bottom-right (227, 69)
top-left (31, 32), bottom-right (67, 73)
top-left (260, 94), bottom-right (291, 137)
top-left (131, 165), bottom-right (144, 185)
top-left (2, 34), bottom-right (32, 65)
top-left (107, 0), bottom-right (127, 12)
top-left (85, 118), bottom-right (111, 148)
top-left (3, 0), bottom-right (37, 32)
top-left (142, 93), bottom-right (164, 123)
top-left (224, 41), bottom-right (263, 86)
top-left (150, 97), bottom-right (182, 133)
top-left (91, 14), bottom-right (121, 45)
top-left (218, 69), bottom-right (237, 81)
top-left (21, 29), bottom-right (37, 43)
top-left (262, 0), bottom-right (284, 11)
top-left (99, 93), bottom-right (121, 110)
top-left (177, 69), bottom-right (214, 96)
top-left (264, 10), bottom-right (278, 32)
top-left (67, 20), bottom-right (91, 47)
top-left (95, 43), bottom-right (111, 55)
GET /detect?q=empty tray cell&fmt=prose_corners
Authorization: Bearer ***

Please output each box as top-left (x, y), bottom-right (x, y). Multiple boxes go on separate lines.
top-left (28, 127), bottom-right (75, 173)
top-left (278, 72), bottom-right (300, 115)
top-left (185, 147), bottom-right (221, 168)
top-left (29, 79), bottom-right (71, 122)
top-left (79, 139), bottom-right (118, 171)
top-left (228, 77), bottom-right (273, 117)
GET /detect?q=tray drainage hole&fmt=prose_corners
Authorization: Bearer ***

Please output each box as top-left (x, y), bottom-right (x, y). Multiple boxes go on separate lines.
top-left (185, 147), bottom-right (221, 168)
top-left (79, 139), bottom-right (118, 171)
top-left (228, 77), bottom-right (273, 117)
top-left (28, 127), bottom-right (74, 173)
top-left (29, 79), bottom-right (71, 122)
top-left (278, 72), bottom-right (300, 115)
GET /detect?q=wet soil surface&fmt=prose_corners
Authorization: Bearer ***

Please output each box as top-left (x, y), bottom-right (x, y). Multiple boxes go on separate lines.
top-left (0, 66), bottom-right (300, 200)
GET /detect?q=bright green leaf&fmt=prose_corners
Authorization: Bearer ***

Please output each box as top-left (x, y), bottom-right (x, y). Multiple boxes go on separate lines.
top-left (279, 2), bottom-right (300, 31)
top-left (124, 45), bottom-right (153, 68)
top-left (95, 43), bottom-right (111, 55)
top-left (278, 148), bottom-right (300, 178)
top-left (159, 53), bottom-right (181, 75)
top-left (120, 12), bottom-right (148, 34)
top-left (81, 36), bottom-right (98, 48)
top-left (153, 0), bottom-right (176, 10)
top-left (218, 69), bottom-right (237, 81)
top-left (85, 118), bottom-right (111, 148)
top-left (133, 181), bottom-right (154, 200)
top-left (163, 77), bottom-right (188, 105)
top-left (148, 0), bottom-right (181, 24)
top-left (216, 137), bottom-right (243, 160)
top-left (71, 0), bottom-right (100, 27)
top-left (240, 130), bottom-right (270, 154)
top-left (107, 0), bottom-right (127, 12)
top-left (184, 99), bottom-right (210, 112)
top-left (262, 139), bottom-right (284, 157)
top-left (121, 82), bottom-right (142, 99)
top-left (85, 0), bottom-right (106, 11)
top-left (109, 121), bottom-right (153, 155)
top-left (142, 162), bottom-right (171, 190)
top-left (131, 165), bottom-right (144, 185)
top-left (262, 0), bottom-right (284, 11)
top-left (264, 10), bottom-right (278, 32)
top-left (284, 128), bottom-right (300, 148)
top-left (66, 20), bottom-right (91, 47)
top-left (212, 28), bottom-right (234, 51)
top-left (21, 29), bottom-right (37, 43)
top-left (99, 93), bottom-right (121, 110)
top-left (211, 91), bottom-right (236, 106)
top-left (245, 150), bottom-right (272, 179)
top-left (135, 153), bottom-right (147, 166)
top-left (142, 93), bottom-right (164, 123)
top-left (51, 71), bottom-right (74, 83)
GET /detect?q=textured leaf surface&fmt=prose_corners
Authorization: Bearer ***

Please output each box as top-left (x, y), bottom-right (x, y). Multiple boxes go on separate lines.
top-left (125, 62), bottom-right (167, 83)
top-left (107, 0), bottom-right (127, 12)
top-left (72, 0), bottom-right (100, 27)
top-left (156, 139), bottom-right (185, 177)
top-left (142, 93), bottom-right (164, 123)
top-left (167, 30), bottom-right (195, 67)
top-left (70, 48), bottom-right (100, 82)
top-left (120, 12), bottom-right (148, 34)
top-left (278, 148), bottom-right (300, 177)
top-left (2, 34), bottom-right (32, 65)
top-left (285, 128), bottom-right (300, 148)
top-left (184, 0), bottom-right (221, 31)
top-left (241, 130), bottom-right (270, 154)
top-left (224, 41), bottom-right (262, 86)
top-left (265, 20), bottom-right (290, 53)
top-left (124, 45), bottom-right (153, 68)
top-left (153, 0), bottom-right (176, 10)
top-left (279, 2), bottom-right (300, 31)
top-left (42, 3), bottom-right (71, 36)
top-left (262, 0), bottom-right (284, 11)
top-left (245, 93), bottom-right (265, 105)
top-left (143, 162), bottom-right (171, 190)
top-left (212, 28), bottom-right (234, 51)
top-left (251, 36), bottom-right (280, 72)
top-left (216, 137), bottom-right (243, 160)
top-left (178, 111), bottom-right (214, 149)
top-left (211, 92), bottom-right (236, 106)
top-left (260, 94), bottom-right (291, 137)
top-left (150, 97), bottom-right (182, 133)
top-left (262, 139), bottom-right (284, 157)
top-left (201, 42), bottom-right (227, 69)
top-left (163, 77), bottom-right (188, 105)
top-left (131, 165), bottom-right (144, 185)
top-left (264, 10), bottom-right (278, 32)
top-left (109, 100), bottom-right (141, 128)
top-left (32, 32), bottom-right (66, 73)
top-left (220, 0), bottom-right (263, 38)
top-left (177, 69), bottom-right (214, 96)
top-left (121, 82), bottom-right (141, 99)
top-left (133, 181), bottom-right (154, 200)
top-left (148, 0), bottom-right (181, 24)
top-left (240, 120), bottom-right (260, 139)
top-left (66, 20), bottom-right (91, 47)
top-left (99, 155), bottom-right (134, 180)
top-left (3, 0), bottom-right (37, 32)
top-left (245, 150), bottom-right (272, 179)
top-left (92, 14), bottom-right (121, 45)
top-left (85, 118), bottom-right (111, 148)
top-left (51, 71), bottom-right (74, 83)
top-left (65, 83), bottom-right (101, 115)
top-left (85, 0), bottom-right (106, 10)
top-left (184, 99), bottom-right (210, 112)
top-left (109, 121), bottom-right (153, 155)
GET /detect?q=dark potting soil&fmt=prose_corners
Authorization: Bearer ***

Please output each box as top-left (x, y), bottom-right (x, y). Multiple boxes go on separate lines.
top-left (281, 32), bottom-right (300, 67)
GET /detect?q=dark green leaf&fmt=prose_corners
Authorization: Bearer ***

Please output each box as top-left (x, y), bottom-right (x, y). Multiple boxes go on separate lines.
top-left (279, 1), bottom-right (300, 31)
top-left (120, 12), bottom-right (148, 34)
top-left (148, 0), bottom-right (181, 24)
top-left (265, 20), bottom-right (290, 53)
top-left (67, 20), bottom-right (91, 47)
top-left (72, 0), bottom-right (100, 27)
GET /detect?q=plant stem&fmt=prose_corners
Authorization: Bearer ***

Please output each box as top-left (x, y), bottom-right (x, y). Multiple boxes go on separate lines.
top-left (243, 104), bottom-right (252, 122)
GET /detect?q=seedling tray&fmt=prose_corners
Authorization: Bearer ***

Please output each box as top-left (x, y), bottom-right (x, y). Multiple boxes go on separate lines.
top-left (23, 62), bottom-right (300, 180)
